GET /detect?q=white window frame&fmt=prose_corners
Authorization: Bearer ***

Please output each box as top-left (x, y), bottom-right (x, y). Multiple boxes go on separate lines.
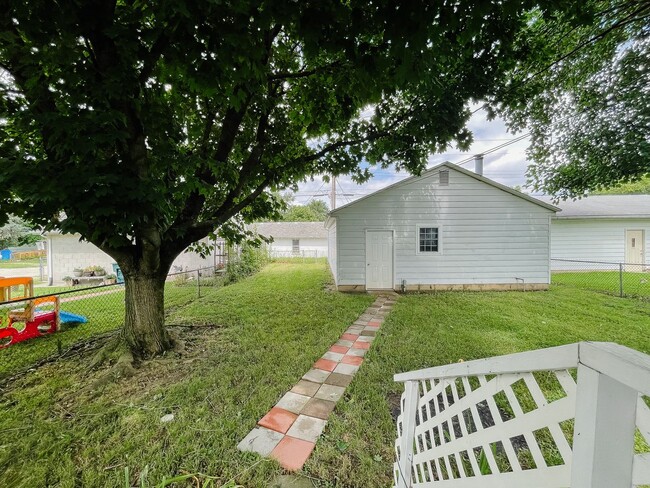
top-left (292, 239), bottom-right (300, 253)
top-left (416, 224), bottom-right (442, 255)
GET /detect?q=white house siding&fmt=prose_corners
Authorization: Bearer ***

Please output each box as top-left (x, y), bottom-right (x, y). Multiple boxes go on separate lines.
top-left (268, 237), bottom-right (328, 257)
top-left (333, 167), bottom-right (553, 289)
top-left (49, 235), bottom-right (116, 283)
top-left (48, 234), bottom-right (222, 283)
top-left (551, 218), bottom-right (650, 269)
top-left (327, 219), bottom-right (337, 285)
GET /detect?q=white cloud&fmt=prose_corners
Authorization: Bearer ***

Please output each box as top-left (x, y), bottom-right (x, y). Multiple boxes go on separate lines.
top-left (292, 107), bottom-right (534, 208)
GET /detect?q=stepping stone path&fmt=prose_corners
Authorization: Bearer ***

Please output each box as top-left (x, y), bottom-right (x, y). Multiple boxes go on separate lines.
top-left (237, 294), bottom-right (397, 471)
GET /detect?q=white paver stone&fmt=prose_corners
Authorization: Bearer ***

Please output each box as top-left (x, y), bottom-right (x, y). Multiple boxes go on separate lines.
top-left (334, 363), bottom-right (360, 375)
top-left (303, 368), bottom-right (330, 383)
top-left (286, 415), bottom-right (327, 443)
top-left (322, 351), bottom-right (344, 362)
top-left (276, 391), bottom-right (311, 414)
top-left (356, 336), bottom-right (374, 343)
top-left (237, 427), bottom-right (284, 456)
top-left (347, 348), bottom-right (367, 357)
top-left (315, 384), bottom-right (346, 402)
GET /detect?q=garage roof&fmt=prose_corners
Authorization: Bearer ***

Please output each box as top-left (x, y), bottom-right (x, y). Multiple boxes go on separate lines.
top-left (538, 195), bottom-right (650, 219)
top-left (251, 222), bottom-right (327, 239)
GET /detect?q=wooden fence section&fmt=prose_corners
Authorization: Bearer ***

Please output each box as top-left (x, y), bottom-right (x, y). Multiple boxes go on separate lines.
top-left (393, 342), bottom-right (650, 487)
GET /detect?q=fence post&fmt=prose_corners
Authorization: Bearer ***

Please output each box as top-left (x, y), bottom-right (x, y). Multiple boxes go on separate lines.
top-left (397, 380), bottom-right (419, 488)
top-left (197, 269), bottom-right (201, 298)
top-left (570, 363), bottom-right (637, 488)
top-left (619, 262), bottom-right (624, 297)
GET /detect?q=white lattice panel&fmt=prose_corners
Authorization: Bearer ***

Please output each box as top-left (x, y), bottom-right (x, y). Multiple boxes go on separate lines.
top-left (394, 342), bottom-right (650, 488)
top-left (394, 370), bottom-right (578, 487)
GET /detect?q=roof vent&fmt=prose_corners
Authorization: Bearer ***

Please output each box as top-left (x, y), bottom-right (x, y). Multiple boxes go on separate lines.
top-left (439, 169), bottom-right (449, 186)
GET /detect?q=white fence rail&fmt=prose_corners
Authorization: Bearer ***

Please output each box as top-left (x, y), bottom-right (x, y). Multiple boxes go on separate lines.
top-left (267, 250), bottom-right (323, 259)
top-left (393, 342), bottom-right (650, 487)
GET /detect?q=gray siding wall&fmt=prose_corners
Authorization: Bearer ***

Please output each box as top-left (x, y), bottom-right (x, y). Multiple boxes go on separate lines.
top-left (327, 220), bottom-right (338, 285)
top-left (335, 168), bottom-right (553, 287)
top-left (551, 218), bottom-right (650, 269)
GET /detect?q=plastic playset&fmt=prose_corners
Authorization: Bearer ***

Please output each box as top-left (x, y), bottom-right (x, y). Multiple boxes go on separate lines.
top-left (0, 277), bottom-right (87, 348)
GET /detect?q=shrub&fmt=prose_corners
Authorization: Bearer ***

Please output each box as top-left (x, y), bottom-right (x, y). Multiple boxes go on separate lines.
top-left (224, 245), bottom-right (268, 284)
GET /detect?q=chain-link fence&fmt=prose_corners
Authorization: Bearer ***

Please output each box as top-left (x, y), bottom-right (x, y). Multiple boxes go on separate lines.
top-left (0, 266), bottom-right (223, 382)
top-left (551, 258), bottom-right (650, 298)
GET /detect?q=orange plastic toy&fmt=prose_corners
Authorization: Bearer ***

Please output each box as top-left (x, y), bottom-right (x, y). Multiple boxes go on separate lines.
top-left (0, 277), bottom-right (60, 348)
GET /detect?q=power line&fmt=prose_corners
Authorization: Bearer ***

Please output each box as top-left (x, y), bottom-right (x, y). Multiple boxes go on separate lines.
top-left (454, 132), bottom-right (531, 166)
top-left (302, 180), bottom-right (327, 205)
top-left (336, 179), bottom-right (355, 205)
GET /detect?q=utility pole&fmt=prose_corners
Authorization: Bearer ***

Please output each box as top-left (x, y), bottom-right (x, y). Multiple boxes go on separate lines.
top-left (330, 175), bottom-right (337, 210)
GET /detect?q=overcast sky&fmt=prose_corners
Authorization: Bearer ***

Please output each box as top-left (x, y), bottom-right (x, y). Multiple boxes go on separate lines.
top-left (291, 107), bottom-right (536, 208)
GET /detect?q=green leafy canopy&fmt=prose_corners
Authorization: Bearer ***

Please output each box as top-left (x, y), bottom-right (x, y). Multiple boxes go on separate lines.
top-left (0, 0), bottom-right (592, 269)
top-left (491, 0), bottom-right (650, 198)
top-left (280, 200), bottom-right (329, 222)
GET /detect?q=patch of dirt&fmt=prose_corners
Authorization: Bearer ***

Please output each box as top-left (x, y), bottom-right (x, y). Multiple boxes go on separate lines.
top-left (387, 390), bottom-right (402, 422)
top-left (105, 325), bottom-right (226, 399)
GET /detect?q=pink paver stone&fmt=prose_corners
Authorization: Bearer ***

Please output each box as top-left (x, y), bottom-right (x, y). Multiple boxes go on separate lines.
top-left (340, 333), bottom-right (359, 341)
top-left (258, 407), bottom-right (298, 434)
top-left (271, 436), bottom-right (316, 471)
top-left (352, 341), bottom-right (371, 350)
top-left (342, 355), bottom-right (363, 366)
top-left (313, 358), bottom-right (337, 372)
top-left (329, 345), bottom-right (349, 354)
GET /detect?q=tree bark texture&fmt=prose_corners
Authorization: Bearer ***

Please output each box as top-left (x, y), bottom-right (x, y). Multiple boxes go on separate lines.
top-left (121, 271), bottom-right (172, 358)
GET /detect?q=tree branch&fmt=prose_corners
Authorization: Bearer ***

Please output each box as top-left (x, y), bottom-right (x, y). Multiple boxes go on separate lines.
top-left (290, 130), bottom-right (390, 166)
top-left (167, 175), bottom-right (274, 255)
top-left (139, 24), bottom-right (176, 84)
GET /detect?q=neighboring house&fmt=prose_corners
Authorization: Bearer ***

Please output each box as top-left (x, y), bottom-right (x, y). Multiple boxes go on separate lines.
top-left (541, 195), bottom-right (650, 270)
top-left (251, 222), bottom-right (328, 258)
top-left (44, 232), bottom-right (226, 284)
top-left (325, 162), bottom-right (558, 291)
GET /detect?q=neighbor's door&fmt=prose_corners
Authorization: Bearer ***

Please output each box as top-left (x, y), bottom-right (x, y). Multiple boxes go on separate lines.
top-left (626, 229), bottom-right (645, 271)
top-left (366, 230), bottom-right (393, 289)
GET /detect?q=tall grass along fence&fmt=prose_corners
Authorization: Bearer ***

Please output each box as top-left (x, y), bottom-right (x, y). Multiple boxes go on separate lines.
top-left (551, 258), bottom-right (650, 298)
top-left (0, 265), bottom-right (226, 382)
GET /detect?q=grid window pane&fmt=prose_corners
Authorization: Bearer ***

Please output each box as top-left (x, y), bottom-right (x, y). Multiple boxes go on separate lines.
top-left (419, 227), bottom-right (439, 252)
top-left (292, 239), bottom-right (300, 252)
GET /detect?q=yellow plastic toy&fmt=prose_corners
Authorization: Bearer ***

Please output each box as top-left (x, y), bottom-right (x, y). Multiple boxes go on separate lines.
top-left (0, 276), bottom-right (33, 302)
top-left (0, 277), bottom-right (60, 347)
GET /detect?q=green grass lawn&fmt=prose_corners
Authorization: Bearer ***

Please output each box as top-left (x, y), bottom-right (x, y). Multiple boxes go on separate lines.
top-left (3, 262), bottom-right (650, 487)
top-left (0, 262), bottom-right (373, 487)
top-left (552, 270), bottom-right (650, 298)
top-left (0, 284), bottom-right (215, 379)
top-left (307, 286), bottom-right (650, 486)
top-left (0, 257), bottom-right (43, 268)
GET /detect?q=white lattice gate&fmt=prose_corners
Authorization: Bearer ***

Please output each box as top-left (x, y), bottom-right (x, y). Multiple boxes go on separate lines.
top-left (393, 342), bottom-right (650, 487)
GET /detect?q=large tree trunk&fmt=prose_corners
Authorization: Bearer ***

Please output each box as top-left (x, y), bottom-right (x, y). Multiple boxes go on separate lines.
top-left (121, 270), bottom-right (172, 358)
